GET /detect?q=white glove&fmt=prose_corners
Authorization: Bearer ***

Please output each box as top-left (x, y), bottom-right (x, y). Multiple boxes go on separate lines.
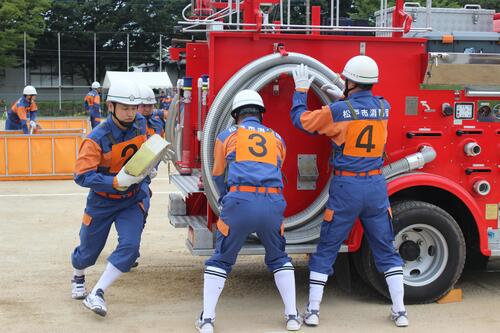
top-left (30, 120), bottom-right (37, 128)
top-left (161, 148), bottom-right (175, 164)
top-left (321, 83), bottom-right (344, 101)
top-left (115, 167), bottom-right (146, 190)
top-left (292, 64), bottom-right (315, 91)
top-left (149, 168), bottom-right (158, 180)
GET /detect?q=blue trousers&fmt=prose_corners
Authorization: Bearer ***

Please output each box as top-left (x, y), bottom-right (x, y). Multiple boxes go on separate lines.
top-left (309, 174), bottom-right (402, 275)
top-left (90, 115), bottom-right (101, 129)
top-left (71, 191), bottom-right (147, 273)
top-left (205, 191), bottom-right (291, 273)
top-left (5, 117), bottom-right (22, 130)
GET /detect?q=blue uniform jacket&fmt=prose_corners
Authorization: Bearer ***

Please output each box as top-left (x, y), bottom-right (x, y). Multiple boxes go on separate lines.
top-left (212, 116), bottom-right (286, 200)
top-left (8, 96), bottom-right (38, 133)
top-left (74, 114), bottom-right (149, 196)
top-left (291, 90), bottom-right (389, 173)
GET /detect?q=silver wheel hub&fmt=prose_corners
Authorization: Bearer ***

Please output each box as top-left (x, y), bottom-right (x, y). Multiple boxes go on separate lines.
top-left (395, 224), bottom-right (448, 287)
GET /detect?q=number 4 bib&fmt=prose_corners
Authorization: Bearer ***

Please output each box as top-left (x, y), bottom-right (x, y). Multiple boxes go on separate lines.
top-left (235, 127), bottom-right (278, 166)
top-left (343, 100), bottom-right (387, 158)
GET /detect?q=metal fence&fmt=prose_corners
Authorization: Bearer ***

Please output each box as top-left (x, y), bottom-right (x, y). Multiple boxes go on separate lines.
top-left (0, 31), bottom-right (179, 117)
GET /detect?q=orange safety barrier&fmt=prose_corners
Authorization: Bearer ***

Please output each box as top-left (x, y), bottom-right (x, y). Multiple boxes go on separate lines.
top-left (0, 132), bottom-right (84, 180)
top-left (0, 129), bottom-right (85, 135)
top-left (35, 117), bottom-right (91, 134)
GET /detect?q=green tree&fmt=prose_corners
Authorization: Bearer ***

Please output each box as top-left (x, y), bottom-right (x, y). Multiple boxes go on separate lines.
top-left (0, 0), bottom-right (51, 69)
top-left (37, 0), bottom-right (190, 84)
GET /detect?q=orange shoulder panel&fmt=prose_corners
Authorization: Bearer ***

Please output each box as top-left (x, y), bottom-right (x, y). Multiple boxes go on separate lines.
top-left (16, 106), bottom-right (27, 121)
top-left (75, 138), bottom-right (102, 175)
top-left (212, 138), bottom-right (226, 176)
top-left (276, 137), bottom-right (286, 166)
top-left (300, 105), bottom-right (347, 139)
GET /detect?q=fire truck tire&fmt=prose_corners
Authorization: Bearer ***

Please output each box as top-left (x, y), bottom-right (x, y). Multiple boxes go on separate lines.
top-left (360, 200), bottom-right (466, 303)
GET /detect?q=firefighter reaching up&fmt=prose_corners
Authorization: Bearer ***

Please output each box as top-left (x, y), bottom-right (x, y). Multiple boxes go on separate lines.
top-left (196, 90), bottom-right (301, 333)
top-left (6, 85), bottom-right (39, 134)
top-left (70, 79), bottom-right (154, 317)
top-left (290, 56), bottom-right (408, 327)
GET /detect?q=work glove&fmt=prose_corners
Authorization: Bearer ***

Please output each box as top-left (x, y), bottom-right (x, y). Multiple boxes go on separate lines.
top-left (114, 167), bottom-right (146, 191)
top-left (292, 64), bottom-right (315, 91)
top-left (161, 148), bottom-right (176, 164)
top-left (29, 120), bottom-right (37, 129)
top-left (149, 168), bottom-right (158, 180)
top-left (321, 83), bottom-right (344, 101)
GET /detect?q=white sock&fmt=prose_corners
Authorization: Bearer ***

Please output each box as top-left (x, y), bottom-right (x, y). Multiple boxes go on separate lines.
top-left (273, 263), bottom-right (297, 316)
top-left (385, 266), bottom-right (405, 313)
top-left (308, 271), bottom-right (328, 311)
top-left (203, 266), bottom-right (227, 320)
top-left (91, 262), bottom-right (123, 295)
top-left (73, 268), bottom-right (85, 277)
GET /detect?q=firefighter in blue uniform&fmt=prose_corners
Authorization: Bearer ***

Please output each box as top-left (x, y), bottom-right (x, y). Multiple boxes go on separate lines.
top-left (84, 81), bottom-right (102, 129)
top-left (196, 90), bottom-right (301, 333)
top-left (158, 89), bottom-right (172, 110)
top-left (290, 57), bottom-right (408, 327)
top-left (138, 83), bottom-right (164, 138)
top-left (6, 85), bottom-right (38, 133)
top-left (70, 80), bottom-right (152, 317)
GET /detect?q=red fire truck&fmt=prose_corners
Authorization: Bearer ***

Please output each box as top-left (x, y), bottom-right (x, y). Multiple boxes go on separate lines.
top-left (165, 0), bottom-right (500, 303)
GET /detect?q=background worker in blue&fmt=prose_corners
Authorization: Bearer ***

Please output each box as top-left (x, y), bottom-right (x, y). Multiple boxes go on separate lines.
top-left (6, 85), bottom-right (38, 134)
top-left (290, 57), bottom-right (408, 328)
top-left (158, 89), bottom-right (172, 110)
top-left (70, 79), bottom-right (152, 317)
top-left (84, 81), bottom-right (102, 129)
top-left (196, 90), bottom-right (301, 333)
top-left (138, 83), bottom-right (164, 138)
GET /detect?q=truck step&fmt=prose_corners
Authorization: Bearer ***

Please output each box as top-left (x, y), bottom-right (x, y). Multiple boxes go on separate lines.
top-left (169, 214), bottom-right (202, 228)
top-left (171, 173), bottom-right (203, 196)
top-left (169, 193), bottom-right (186, 216)
top-left (186, 238), bottom-right (348, 256)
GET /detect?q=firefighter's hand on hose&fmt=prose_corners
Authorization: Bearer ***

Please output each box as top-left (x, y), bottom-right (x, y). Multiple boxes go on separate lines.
top-left (321, 83), bottom-right (344, 101)
top-left (114, 167), bottom-right (146, 191)
top-left (292, 64), bottom-right (315, 92)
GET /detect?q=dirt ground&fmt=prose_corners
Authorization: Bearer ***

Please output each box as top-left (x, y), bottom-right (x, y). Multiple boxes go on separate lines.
top-left (1, 164), bottom-right (500, 333)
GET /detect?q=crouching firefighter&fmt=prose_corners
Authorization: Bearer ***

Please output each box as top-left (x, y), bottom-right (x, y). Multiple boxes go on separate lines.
top-left (290, 57), bottom-right (408, 327)
top-left (196, 90), bottom-right (302, 333)
top-left (70, 79), bottom-right (153, 317)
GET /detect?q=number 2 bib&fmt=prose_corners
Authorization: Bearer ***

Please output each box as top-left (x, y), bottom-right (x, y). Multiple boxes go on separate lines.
top-left (109, 134), bottom-right (147, 173)
top-left (235, 127), bottom-right (278, 166)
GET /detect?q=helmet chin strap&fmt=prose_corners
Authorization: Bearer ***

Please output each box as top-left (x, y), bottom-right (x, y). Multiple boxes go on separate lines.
top-left (343, 79), bottom-right (357, 98)
top-left (112, 111), bottom-right (135, 129)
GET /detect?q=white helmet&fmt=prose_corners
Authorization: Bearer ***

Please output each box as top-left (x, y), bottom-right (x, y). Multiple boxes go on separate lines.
top-left (91, 81), bottom-right (101, 89)
top-left (231, 89), bottom-right (265, 118)
top-left (138, 83), bottom-right (156, 105)
top-left (23, 85), bottom-right (37, 95)
top-left (106, 80), bottom-right (141, 105)
top-left (342, 55), bottom-right (379, 84)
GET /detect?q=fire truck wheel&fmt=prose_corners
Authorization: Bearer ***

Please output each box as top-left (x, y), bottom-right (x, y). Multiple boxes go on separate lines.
top-left (360, 200), bottom-right (466, 303)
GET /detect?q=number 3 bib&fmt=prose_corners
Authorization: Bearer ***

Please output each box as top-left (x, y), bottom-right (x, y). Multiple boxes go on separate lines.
top-left (235, 127), bottom-right (278, 166)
